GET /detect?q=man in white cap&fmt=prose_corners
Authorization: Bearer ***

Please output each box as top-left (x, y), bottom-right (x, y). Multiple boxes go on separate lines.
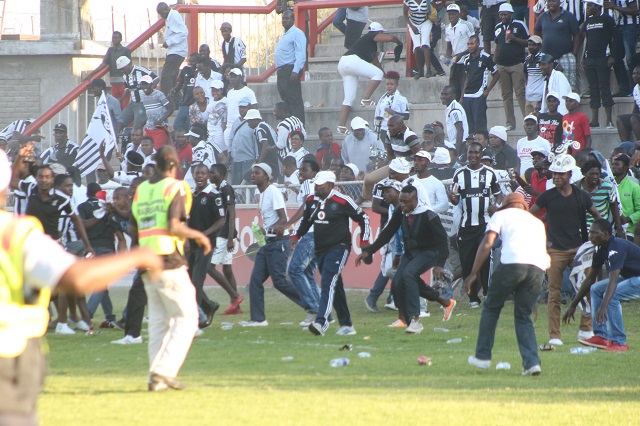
top-left (139, 75), bottom-right (174, 149)
top-left (341, 116), bottom-right (382, 174)
top-left (225, 67), bottom-right (258, 147)
top-left (414, 150), bottom-right (448, 214)
top-left (293, 170), bottom-right (371, 336)
top-left (115, 56), bottom-right (158, 134)
top-left (523, 35), bottom-right (544, 115)
top-left (429, 147), bottom-right (457, 180)
top-left (230, 99), bottom-right (260, 185)
top-left (493, 2), bottom-right (529, 131)
top-left (516, 114), bottom-right (551, 175)
top-left (241, 163), bottom-right (307, 327)
top-left (156, 2), bottom-right (188, 103)
top-left (0, 149), bottom-right (163, 420)
top-left (479, 0), bottom-right (508, 54)
top-left (445, 4), bottom-right (475, 100)
top-left (529, 154), bottom-right (601, 346)
top-left (562, 92), bottom-right (592, 151)
top-left (247, 109), bottom-right (281, 181)
top-left (275, 10), bottom-right (306, 123)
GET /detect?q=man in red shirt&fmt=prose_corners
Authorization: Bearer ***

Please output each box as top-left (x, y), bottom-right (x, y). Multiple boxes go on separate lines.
top-left (173, 130), bottom-right (192, 180)
top-left (523, 149), bottom-right (551, 217)
top-left (562, 93), bottom-right (591, 152)
top-left (315, 127), bottom-right (341, 165)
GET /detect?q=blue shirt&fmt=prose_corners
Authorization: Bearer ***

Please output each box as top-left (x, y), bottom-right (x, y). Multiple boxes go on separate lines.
top-left (593, 236), bottom-right (640, 278)
top-left (275, 26), bottom-right (307, 73)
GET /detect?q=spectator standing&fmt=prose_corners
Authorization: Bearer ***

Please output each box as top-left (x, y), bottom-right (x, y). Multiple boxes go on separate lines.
top-left (87, 79), bottom-right (122, 129)
top-left (229, 99), bottom-right (258, 184)
top-left (188, 87), bottom-right (209, 128)
top-left (616, 66), bottom-right (640, 141)
top-left (274, 102), bottom-right (306, 161)
top-left (562, 93), bottom-right (592, 151)
top-left (440, 85), bottom-right (469, 152)
top-left (534, 0), bottom-right (581, 92)
top-left (116, 57), bottom-right (157, 134)
top-left (275, 10), bottom-right (306, 124)
top-left (205, 80), bottom-right (227, 155)
top-left (461, 35), bottom-right (500, 134)
top-left (404, 0), bottom-right (437, 79)
top-left (516, 114), bottom-right (552, 174)
top-left (523, 35), bottom-right (544, 115)
top-left (493, 3), bottom-right (529, 131)
top-left (488, 126), bottom-right (519, 170)
top-left (194, 56), bottom-right (223, 104)
top-left (224, 68), bottom-right (258, 148)
top-left (156, 2), bottom-right (188, 104)
top-left (612, 153), bottom-right (640, 242)
top-left (220, 23), bottom-right (247, 78)
top-left (540, 54), bottom-right (571, 115)
top-left (248, 110), bottom-right (281, 181)
top-left (538, 92), bottom-right (564, 150)
top-left (479, 0), bottom-right (508, 53)
top-left (342, 116), bottom-right (383, 174)
top-left (374, 71), bottom-right (410, 143)
top-left (333, 7), bottom-right (369, 49)
top-left (577, 159), bottom-right (623, 233)
top-left (315, 128), bottom-right (341, 165)
top-left (40, 124), bottom-right (79, 169)
top-left (414, 150), bottom-right (449, 213)
top-left (581, 0), bottom-right (616, 129)
top-left (84, 31), bottom-right (132, 103)
top-left (139, 76), bottom-right (174, 149)
top-left (445, 4), bottom-right (475, 100)
top-left (605, 0), bottom-right (637, 98)
top-left (171, 52), bottom-right (199, 132)
top-left (529, 154), bottom-right (600, 345)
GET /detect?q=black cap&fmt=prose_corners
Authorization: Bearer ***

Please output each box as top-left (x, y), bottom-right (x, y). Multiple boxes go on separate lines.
top-left (88, 78), bottom-right (107, 90)
top-left (53, 123), bottom-right (67, 132)
top-left (539, 53), bottom-right (555, 63)
top-left (423, 124), bottom-right (435, 133)
top-left (126, 151), bottom-right (145, 166)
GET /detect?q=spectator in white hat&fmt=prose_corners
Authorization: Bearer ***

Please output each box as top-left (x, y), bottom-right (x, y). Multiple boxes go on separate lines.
top-left (139, 75), bottom-right (174, 149)
top-left (488, 126), bottom-right (519, 171)
top-left (205, 79), bottom-right (228, 154)
top-left (429, 147), bottom-right (456, 180)
top-left (445, 4), bottom-right (475, 100)
top-left (224, 67), bottom-right (257, 148)
top-left (562, 92), bottom-right (592, 151)
top-left (414, 150), bottom-right (449, 214)
top-left (516, 114), bottom-right (551, 175)
top-left (115, 56), bottom-right (157, 134)
top-left (342, 116), bottom-right (383, 174)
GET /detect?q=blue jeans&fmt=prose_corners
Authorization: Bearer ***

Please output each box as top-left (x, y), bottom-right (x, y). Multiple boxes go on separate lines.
top-left (590, 276), bottom-right (640, 345)
top-left (392, 249), bottom-right (441, 324)
top-left (619, 25), bottom-right (637, 69)
top-left (173, 105), bottom-right (190, 132)
top-left (287, 233), bottom-right (320, 313)
top-left (367, 271), bottom-right (390, 305)
top-left (475, 264), bottom-right (544, 370)
top-left (333, 8), bottom-right (347, 34)
top-left (249, 239), bottom-right (305, 322)
top-left (316, 247), bottom-right (352, 332)
top-left (232, 159), bottom-right (256, 185)
top-left (87, 247), bottom-right (116, 322)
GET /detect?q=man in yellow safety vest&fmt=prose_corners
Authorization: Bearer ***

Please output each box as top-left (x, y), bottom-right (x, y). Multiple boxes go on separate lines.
top-left (0, 149), bottom-right (163, 424)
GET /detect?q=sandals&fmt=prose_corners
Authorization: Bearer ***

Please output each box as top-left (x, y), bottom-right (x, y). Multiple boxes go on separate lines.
top-left (336, 126), bottom-right (351, 135)
top-left (360, 99), bottom-right (376, 107)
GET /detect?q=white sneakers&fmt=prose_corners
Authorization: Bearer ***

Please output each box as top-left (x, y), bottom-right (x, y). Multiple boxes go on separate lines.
top-left (335, 326), bottom-right (357, 336)
top-left (548, 338), bottom-right (564, 346)
top-left (577, 330), bottom-right (594, 340)
top-left (75, 320), bottom-right (91, 331)
top-left (55, 323), bottom-right (76, 335)
top-left (405, 319), bottom-right (423, 334)
top-left (111, 335), bottom-right (143, 345)
top-left (384, 301), bottom-right (398, 311)
top-left (299, 313), bottom-right (316, 327)
top-left (419, 310), bottom-right (431, 318)
top-left (468, 355), bottom-right (491, 369)
top-left (239, 320), bottom-right (269, 327)
top-left (522, 365), bottom-right (542, 376)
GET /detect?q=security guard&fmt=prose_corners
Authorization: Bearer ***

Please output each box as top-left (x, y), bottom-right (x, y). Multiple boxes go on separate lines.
top-left (0, 149), bottom-right (162, 424)
top-left (130, 145), bottom-right (211, 392)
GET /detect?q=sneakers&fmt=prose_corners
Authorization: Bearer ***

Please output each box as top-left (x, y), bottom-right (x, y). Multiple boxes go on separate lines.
top-left (578, 335), bottom-right (611, 349)
top-left (335, 326), bottom-right (357, 336)
top-left (112, 319), bottom-right (125, 330)
top-left (419, 310), bottom-right (430, 318)
top-left (602, 343), bottom-right (629, 351)
top-left (299, 313), bottom-right (316, 327)
top-left (364, 297), bottom-right (379, 312)
top-left (469, 301), bottom-right (480, 309)
top-left (442, 299), bottom-right (457, 322)
top-left (194, 329), bottom-right (204, 337)
top-left (548, 338), bottom-right (564, 346)
top-left (238, 320), bottom-right (268, 327)
top-left (308, 322), bottom-right (324, 336)
top-left (606, 122), bottom-right (616, 130)
top-left (111, 335), bottom-right (143, 345)
top-left (55, 323), bottom-right (76, 335)
top-left (223, 295), bottom-right (244, 315)
top-left (148, 373), bottom-right (186, 392)
top-left (99, 320), bottom-right (115, 329)
top-left (405, 318), bottom-right (423, 334)
top-left (522, 365), bottom-right (542, 376)
top-left (384, 301), bottom-right (398, 311)
top-left (75, 320), bottom-right (91, 331)
top-left (577, 330), bottom-right (594, 340)
top-left (468, 355), bottom-right (491, 369)
top-left (387, 319), bottom-right (407, 328)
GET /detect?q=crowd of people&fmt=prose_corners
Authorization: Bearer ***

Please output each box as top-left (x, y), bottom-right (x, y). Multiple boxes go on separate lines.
top-left (4, 3), bottom-right (640, 419)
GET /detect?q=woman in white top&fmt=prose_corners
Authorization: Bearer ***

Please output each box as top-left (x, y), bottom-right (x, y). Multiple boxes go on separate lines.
top-left (374, 71), bottom-right (410, 143)
top-left (289, 131), bottom-right (310, 167)
top-left (189, 86), bottom-right (209, 127)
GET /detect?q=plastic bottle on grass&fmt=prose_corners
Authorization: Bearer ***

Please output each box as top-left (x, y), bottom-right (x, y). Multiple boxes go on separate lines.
top-left (570, 347), bottom-right (597, 354)
top-left (251, 222), bottom-right (266, 247)
top-left (446, 338), bottom-right (462, 344)
top-left (434, 327), bottom-right (449, 333)
top-left (496, 362), bottom-right (511, 370)
top-left (329, 358), bottom-right (350, 367)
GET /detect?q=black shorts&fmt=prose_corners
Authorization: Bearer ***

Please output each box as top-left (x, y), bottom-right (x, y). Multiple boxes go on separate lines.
top-left (480, 3), bottom-right (501, 42)
top-left (618, 113), bottom-right (640, 129)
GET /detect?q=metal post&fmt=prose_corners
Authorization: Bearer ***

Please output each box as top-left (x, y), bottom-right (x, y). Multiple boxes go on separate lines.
top-left (188, 11), bottom-right (199, 55)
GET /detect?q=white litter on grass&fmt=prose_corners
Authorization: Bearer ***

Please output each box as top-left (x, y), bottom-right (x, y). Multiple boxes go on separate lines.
top-left (280, 322), bottom-right (294, 325)
top-left (358, 352), bottom-right (371, 358)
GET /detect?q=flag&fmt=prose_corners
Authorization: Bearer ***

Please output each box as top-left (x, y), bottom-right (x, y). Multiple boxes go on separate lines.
top-left (73, 93), bottom-right (116, 177)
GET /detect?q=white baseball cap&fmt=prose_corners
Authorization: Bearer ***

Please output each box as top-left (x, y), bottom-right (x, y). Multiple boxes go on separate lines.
top-left (252, 163), bottom-right (272, 178)
top-left (549, 154), bottom-right (576, 173)
top-left (499, 3), bottom-right (514, 13)
top-left (140, 75), bottom-right (154, 84)
top-left (350, 116), bottom-right (368, 130)
top-left (244, 109), bottom-right (262, 120)
top-left (343, 163), bottom-right (360, 178)
top-left (229, 68), bottom-right (243, 76)
top-left (116, 56), bottom-right (131, 69)
top-left (0, 150), bottom-right (10, 192)
top-left (546, 91), bottom-right (561, 100)
top-left (447, 4), bottom-right (461, 12)
top-left (369, 22), bottom-right (387, 32)
top-left (389, 158), bottom-right (411, 174)
top-left (523, 114), bottom-right (539, 124)
top-left (563, 92), bottom-right (581, 103)
top-left (432, 147), bottom-right (451, 165)
top-left (314, 170), bottom-right (336, 185)
top-left (584, 0), bottom-right (604, 5)
top-left (211, 80), bottom-right (225, 90)
top-left (414, 150), bottom-right (432, 161)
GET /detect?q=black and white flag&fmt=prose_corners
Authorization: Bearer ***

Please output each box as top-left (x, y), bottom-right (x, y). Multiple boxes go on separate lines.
top-left (73, 93), bottom-right (116, 176)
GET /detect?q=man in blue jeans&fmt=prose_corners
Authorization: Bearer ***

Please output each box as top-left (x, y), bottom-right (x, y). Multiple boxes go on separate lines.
top-left (465, 192), bottom-right (549, 376)
top-left (564, 218), bottom-right (640, 352)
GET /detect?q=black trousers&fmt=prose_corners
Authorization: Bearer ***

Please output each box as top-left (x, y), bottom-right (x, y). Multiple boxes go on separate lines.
top-left (458, 225), bottom-right (490, 303)
top-left (584, 57), bottom-right (614, 109)
top-left (391, 249), bottom-right (441, 324)
top-left (463, 96), bottom-right (488, 134)
top-left (277, 64), bottom-right (306, 123)
top-left (188, 246), bottom-right (217, 315)
top-left (160, 54), bottom-right (185, 105)
top-left (124, 272), bottom-right (146, 338)
top-left (450, 63), bottom-right (466, 100)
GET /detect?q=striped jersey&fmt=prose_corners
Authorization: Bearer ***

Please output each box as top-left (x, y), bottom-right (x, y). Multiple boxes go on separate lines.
top-left (58, 195), bottom-right (79, 246)
top-left (123, 65), bottom-right (157, 103)
top-left (580, 179), bottom-right (616, 228)
top-left (453, 165), bottom-right (501, 228)
top-left (40, 141), bottom-right (80, 167)
top-left (0, 119), bottom-right (30, 140)
top-left (606, 0), bottom-right (637, 26)
top-left (403, 0), bottom-right (431, 26)
top-left (13, 176), bottom-right (37, 215)
top-left (276, 116), bottom-right (306, 159)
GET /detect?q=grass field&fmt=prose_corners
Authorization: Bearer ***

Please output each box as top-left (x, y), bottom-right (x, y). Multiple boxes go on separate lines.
top-left (40, 287), bottom-right (640, 425)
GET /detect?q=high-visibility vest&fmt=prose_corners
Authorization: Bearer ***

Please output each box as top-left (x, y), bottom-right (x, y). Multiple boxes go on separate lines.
top-left (0, 211), bottom-right (51, 358)
top-left (131, 177), bottom-right (192, 256)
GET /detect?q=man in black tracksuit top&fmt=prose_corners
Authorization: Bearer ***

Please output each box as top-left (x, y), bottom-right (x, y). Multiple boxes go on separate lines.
top-left (291, 170), bottom-right (371, 336)
top-left (357, 184), bottom-right (457, 334)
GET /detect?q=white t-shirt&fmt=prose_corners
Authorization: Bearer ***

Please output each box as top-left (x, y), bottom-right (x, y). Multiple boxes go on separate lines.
top-left (195, 73), bottom-right (223, 104)
top-left (282, 170), bottom-right (300, 203)
top-left (419, 175), bottom-right (449, 214)
top-left (22, 230), bottom-right (77, 290)
top-left (259, 184), bottom-right (288, 237)
top-left (226, 86), bottom-right (257, 131)
top-left (634, 84), bottom-right (640, 110)
top-left (445, 100), bottom-right (469, 146)
top-left (486, 207), bottom-right (550, 271)
top-left (515, 136), bottom-right (551, 174)
top-left (291, 147), bottom-right (310, 167)
top-left (445, 20), bottom-right (475, 57)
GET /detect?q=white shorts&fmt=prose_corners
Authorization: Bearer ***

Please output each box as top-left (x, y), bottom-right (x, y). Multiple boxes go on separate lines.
top-left (409, 20), bottom-right (432, 49)
top-left (211, 237), bottom-right (233, 265)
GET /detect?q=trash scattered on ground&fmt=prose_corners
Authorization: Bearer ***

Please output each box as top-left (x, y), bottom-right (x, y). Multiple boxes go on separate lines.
top-left (417, 355), bottom-right (432, 366)
top-left (446, 338), bottom-right (462, 344)
top-left (339, 344), bottom-right (353, 351)
top-left (358, 352), bottom-right (371, 358)
top-left (329, 358), bottom-right (349, 367)
top-left (496, 362), bottom-right (511, 370)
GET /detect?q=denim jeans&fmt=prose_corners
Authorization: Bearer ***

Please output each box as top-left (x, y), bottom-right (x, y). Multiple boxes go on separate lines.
top-left (173, 105), bottom-right (190, 132)
top-left (332, 8), bottom-right (347, 34)
top-left (315, 247), bottom-right (352, 332)
top-left (231, 159), bottom-right (256, 185)
top-left (87, 247), bottom-right (116, 322)
top-left (249, 239), bottom-right (305, 322)
top-left (619, 25), bottom-right (637, 70)
top-left (367, 271), bottom-right (390, 305)
top-left (590, 276), bottom-right (640, 345)
top-left (475, 263), bottom-right (544, 370)
top-left (287, 233), bottom-right (320, 313)
top-left (392, 249), bottom-right (440, 324)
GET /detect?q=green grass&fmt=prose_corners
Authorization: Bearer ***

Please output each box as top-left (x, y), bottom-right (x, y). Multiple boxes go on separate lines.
top-left (40, 287), bottom-right (640, 425)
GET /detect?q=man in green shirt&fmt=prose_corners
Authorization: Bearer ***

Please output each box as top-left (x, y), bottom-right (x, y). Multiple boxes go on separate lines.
top-left (612, 153), bottom-right (640, 244)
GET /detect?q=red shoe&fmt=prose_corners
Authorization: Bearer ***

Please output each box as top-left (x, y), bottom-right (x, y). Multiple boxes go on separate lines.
top-left (222, 307), bottom-right (243, 315)
top-left (578, 335), bottom-right (612, 349)
top-left (227, 295), bottom-right (244, 311)
top-left (602, 343), bottom-right (629, 352)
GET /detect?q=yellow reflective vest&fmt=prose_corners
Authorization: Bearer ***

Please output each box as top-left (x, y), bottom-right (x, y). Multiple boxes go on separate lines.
top-left (0, 211), bottom-right (51, 358)
top-left (131, 177), bottom-right (192, 255)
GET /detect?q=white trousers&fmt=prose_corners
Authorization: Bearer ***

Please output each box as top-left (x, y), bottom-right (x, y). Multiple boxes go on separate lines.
top-left (143, 266), bottom-right (198, 379)
top-left (338, 55), bottom-right (384, 106)
top-left (409, 20), bottom-right (432, 48)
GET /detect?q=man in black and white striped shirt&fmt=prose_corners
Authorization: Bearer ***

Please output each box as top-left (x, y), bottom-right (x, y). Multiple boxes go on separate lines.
top-left (274, 102), bottom-right (306, 160)
top-left (115, 56), bottom-right (158, 134)
top-left (40, 123), bottom-right (79, 170)
top-left (449, 142), bottom-right (501, 308)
